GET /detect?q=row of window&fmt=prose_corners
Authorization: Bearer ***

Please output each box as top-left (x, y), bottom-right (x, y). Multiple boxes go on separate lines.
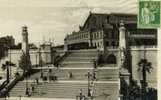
top-left (92, 41), bottom-right (103, 48)
top-left (92, 31), bottom-right (103, 39)
top-left (67, 32), bottom-right (89, 40)
top-left (92, 40), bottom-right (119, 48)
top-left (67, 30), bottom-right (104, 41)
top-left (104, 31), bottom-right (118, 39)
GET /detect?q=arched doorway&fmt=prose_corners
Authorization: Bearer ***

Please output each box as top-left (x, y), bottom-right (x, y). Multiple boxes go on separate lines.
top-left (106, 54), bottom-right (117, 64)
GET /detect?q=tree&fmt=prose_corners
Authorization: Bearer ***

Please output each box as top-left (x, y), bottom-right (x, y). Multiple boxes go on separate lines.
top-left (138, 59), bottom-right (152, 100)
top-left (18, 53), bottom-right (31, 73)
top-left (1, 61), bottom-right (16, 83)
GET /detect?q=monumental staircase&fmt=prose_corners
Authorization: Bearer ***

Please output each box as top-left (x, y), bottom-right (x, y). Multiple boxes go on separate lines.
top-left (9, 49), bottom-right (119, 100)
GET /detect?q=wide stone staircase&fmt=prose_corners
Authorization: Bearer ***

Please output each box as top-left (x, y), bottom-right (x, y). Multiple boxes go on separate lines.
top-left (60, 49), bottom-right (98, 68)
top-left (32, 82), bottom-right (88, 98)
top-left (9, 49), bottom-right (120, 100)
top-left (28, 67), bottom-right (119, 81)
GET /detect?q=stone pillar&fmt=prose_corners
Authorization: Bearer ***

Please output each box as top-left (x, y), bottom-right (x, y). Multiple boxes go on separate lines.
top-left (119, 21), bottom-right (126, 50)
top-left (119, 21), bottom-right (130, 99)
top-left (119, 21), bottom-right (126, 68)
top-left (22, 26), bottom-right (29, 54)
top-left (21, 26), bottom-right (31, 70)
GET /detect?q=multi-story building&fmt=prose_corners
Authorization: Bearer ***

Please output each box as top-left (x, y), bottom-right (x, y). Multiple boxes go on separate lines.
top-left (64, 12), bottom-right (157, 50)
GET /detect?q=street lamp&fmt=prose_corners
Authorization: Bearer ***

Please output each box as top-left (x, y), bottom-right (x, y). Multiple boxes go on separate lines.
top-left (25, 55), bottom-right (29, 96)
top-left (25, 71), bottom-right (29, 96)
top-left (23, 51), bottom-right (29, 96)
top-left (39, 48), bottom-right (43, 78)
top-left (86, 71), bottom-right (92, 97)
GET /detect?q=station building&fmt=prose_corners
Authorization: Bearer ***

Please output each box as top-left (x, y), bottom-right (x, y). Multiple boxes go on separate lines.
top-left (64, 12), bottom-right (157, 50)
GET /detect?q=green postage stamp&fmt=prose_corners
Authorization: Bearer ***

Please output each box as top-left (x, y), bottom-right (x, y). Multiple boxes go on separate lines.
top-left (138, 0), bottom-right (160, 28)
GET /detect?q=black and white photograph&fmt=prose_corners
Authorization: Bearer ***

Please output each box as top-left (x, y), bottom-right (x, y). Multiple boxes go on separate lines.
top-left (0, 0), bottom-right (159, 100)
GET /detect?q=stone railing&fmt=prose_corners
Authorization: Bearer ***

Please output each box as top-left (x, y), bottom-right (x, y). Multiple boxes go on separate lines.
top-left (131, 45), bottom-right (157, 48)
top-left (130, 45), bottom-right (157, 50)
top-left (105, 45), bottom-right (157, 50)
top-left (0, 75), bottom-right (23, 97)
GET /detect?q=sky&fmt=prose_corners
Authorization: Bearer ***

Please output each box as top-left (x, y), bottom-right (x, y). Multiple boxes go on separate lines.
top-left (0, 0), bottom-right (137, 46)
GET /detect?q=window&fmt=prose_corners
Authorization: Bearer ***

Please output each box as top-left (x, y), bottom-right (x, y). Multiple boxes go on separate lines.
top-left (111, 41), bottom-right (115, 46)
top-left (100, 41), bottom-right (102, 47)
top-left (93, 42), bottom-right (95, 47)
top-left (100, 32), bottom-right (103, 38)
top-left (106, 41), bottom-right (109, 46)
top-left (93, 33), bottom-right (96, 39)
top-left (97, 32), bottom-right (99, 38)
top-left (97, 42), bottom-right (99, 47)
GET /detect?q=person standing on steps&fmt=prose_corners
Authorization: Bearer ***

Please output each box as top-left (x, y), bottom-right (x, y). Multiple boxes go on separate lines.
top-left (35, 78), bottom-right (39, 85)
top-left (79, 89), bottom-right (85, 100)
top-left (93, 59), bottom-right (97, 69)
top-left (31, 85), bottom-right (35, 93)
top-left (93, 71), bottom-right (97, 81)
top-left (68, 71), bottom-right (73, 79)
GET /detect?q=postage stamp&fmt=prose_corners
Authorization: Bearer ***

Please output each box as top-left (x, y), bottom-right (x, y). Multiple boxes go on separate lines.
top-left (138, 0), bottom-right (160, 28)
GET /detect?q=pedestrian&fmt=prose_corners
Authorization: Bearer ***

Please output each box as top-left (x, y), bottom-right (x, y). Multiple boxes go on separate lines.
top-left (31, 85), bottom-right (34, 93)
top-left (93, 59), bottom-right (97, 69)
top-left (28, 87), bottom-right (31, 97)
top-left (26, 87), bottom-right (29, 96)
top-left (79, 89), bottom-right (83, 100)
top-left (89, 88), bottom-right (92, 97)
top-left (93, 71), bottom-right (97, 81)
top-left (69, 71), bottom-right (73, 79)
top-left (40, 72), bottom-right (43, 78)
top-left (35, 78), bottom-right (39, 84)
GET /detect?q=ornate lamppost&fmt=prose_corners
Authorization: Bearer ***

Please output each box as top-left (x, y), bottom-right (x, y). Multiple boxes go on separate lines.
top-left (86, 71), bottom-right (92, 97)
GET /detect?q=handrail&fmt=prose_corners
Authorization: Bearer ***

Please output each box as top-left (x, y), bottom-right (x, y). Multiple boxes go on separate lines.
top-left (0, 80), bottom-right (8, 91)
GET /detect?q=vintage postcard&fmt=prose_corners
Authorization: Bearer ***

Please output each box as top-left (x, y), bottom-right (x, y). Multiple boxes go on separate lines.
top-left (0, 0), bottom-right (159, 100)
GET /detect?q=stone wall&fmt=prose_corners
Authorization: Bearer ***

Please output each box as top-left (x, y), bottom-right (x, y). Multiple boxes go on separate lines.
top-left (0, 49), bottom-right (51, 78)
top-left (130, 47), bottom-right (157, 88)
top-left (103, 46), bottom-right (157, 88)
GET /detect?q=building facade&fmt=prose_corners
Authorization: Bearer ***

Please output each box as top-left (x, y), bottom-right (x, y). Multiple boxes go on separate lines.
top-left (64, 12), bottom-right (157, 50)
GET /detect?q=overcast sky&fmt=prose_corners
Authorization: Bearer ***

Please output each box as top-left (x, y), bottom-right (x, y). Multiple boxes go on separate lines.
top-left (0, 0), bottom-right (137, 45)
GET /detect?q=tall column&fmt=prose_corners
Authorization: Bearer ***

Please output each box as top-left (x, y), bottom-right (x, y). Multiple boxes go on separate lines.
top-left (22, 26), bottom-right (29, 55)
top-left (21, 26), bottom-right (31, 70)
top-left (119, 21), bottom-right (126, 50)
top-left (119, 21), bottom-right (130, 99)
top-left (119, 21), bottom-right (126, 68)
